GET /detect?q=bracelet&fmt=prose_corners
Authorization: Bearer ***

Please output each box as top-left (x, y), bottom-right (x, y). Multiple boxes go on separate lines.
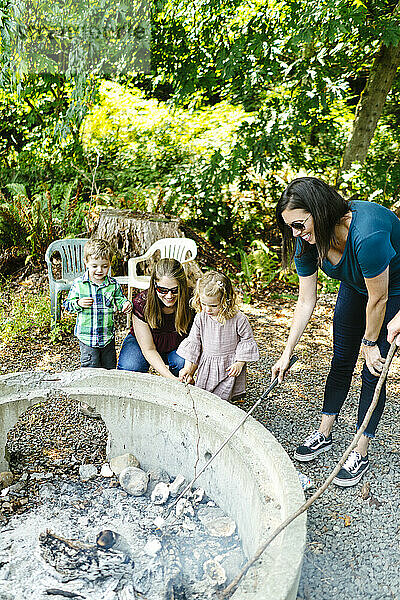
top-left (362, 338), bottom-right (377, 347)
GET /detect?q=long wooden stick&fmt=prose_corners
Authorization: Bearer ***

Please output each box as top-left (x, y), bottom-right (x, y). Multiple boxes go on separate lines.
top-left (166, 356), bottom-right (299, 517)
top-left (219, 340), bottom-right (398, 599)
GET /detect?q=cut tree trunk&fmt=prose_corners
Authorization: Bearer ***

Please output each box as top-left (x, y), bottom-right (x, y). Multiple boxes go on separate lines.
top-left (338, 2), bottom-right (400, 182)
top-left (91, 209), bottom-right (239, 288)
top-left (92, 209), bottom-right (184, 263)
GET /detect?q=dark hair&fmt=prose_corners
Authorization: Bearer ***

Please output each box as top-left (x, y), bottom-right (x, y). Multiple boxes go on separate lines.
top-left (144, 258), bottom-right (192, 335)
top-left (276, 177), bottom-right (350, 268)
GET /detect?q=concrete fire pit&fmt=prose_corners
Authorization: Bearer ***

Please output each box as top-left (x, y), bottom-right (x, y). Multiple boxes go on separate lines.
top-left (0, 370), bottom-right (306, 600)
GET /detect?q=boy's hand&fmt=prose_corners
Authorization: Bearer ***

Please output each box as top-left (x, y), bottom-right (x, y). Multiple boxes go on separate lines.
top-left (78, 297), bottom-right (94, 308)
top-left (226, 361), bottom-right (245, 377)
top-left (122, 301), bottom-right (132, 314)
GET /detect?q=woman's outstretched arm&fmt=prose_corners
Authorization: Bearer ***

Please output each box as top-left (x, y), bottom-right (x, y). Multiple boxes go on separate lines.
top-left (271, 272), bottom-right (318, 382)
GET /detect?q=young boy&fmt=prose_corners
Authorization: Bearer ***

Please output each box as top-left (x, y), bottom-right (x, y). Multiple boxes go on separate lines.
top-left (64, 238), bottom-right (132, 369)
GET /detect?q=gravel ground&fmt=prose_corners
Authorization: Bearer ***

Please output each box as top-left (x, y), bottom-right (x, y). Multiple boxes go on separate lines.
top-left (245, 295), bottom-right (400, 600)
top-left (1, 288), bottom-right (400, 599)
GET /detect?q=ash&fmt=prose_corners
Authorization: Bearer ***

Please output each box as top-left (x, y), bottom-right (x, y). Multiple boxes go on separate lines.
top-left (0, 474), bottom-right (245, 600)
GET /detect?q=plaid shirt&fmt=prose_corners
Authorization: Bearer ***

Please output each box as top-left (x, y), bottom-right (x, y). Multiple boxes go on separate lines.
top-left (64, 271), bottom-right (128, 347)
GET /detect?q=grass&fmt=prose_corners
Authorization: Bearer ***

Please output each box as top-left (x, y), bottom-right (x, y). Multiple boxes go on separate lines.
top-left (0, 280), bottom-right (74, 346)
top-left (0, 282), bottom-right (50, 344)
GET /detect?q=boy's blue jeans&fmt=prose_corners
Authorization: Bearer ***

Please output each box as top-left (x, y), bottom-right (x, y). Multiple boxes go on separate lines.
top-left (117, 332), bottom-right (184, 376)
top-left (79, 339), bottom-right (117, 369)
top-left (322, 282), bottom-right (400, 437)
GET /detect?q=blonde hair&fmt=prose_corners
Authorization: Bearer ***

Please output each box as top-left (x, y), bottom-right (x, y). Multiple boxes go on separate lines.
top-left (144, 258), bottom-right (192, 335)
top-left (84, 238), bottom-right (114, 263)
top-left (191, 270), bottom-right (238, 323)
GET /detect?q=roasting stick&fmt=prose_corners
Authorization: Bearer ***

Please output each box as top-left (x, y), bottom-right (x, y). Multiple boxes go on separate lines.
top-left (163, 355), bottom-right (299, 521)
top-left (219, 340), bottom-right (398, 599)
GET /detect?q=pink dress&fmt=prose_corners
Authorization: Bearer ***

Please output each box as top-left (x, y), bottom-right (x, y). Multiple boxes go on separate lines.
top-left (177, 310), bottom-right (259, 401)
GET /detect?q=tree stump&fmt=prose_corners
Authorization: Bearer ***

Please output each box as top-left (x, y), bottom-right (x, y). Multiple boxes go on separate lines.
top-left (91, 208), bottom-right (239, 287)
top-left (91, 209), bottom-right (202, 286)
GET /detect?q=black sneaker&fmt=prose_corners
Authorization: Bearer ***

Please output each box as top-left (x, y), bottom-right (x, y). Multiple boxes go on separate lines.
top-left (333, 451), bottom-right (369, 487)
top-left (294, 430), bottom-right (333, 462)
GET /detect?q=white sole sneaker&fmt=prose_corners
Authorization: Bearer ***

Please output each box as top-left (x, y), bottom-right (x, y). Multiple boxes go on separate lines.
top-left (294, 443), bottom-right (332, 462)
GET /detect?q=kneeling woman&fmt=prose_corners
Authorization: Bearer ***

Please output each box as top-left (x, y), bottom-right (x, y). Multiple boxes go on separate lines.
top-left (118, 258), bottom-right (193, 380)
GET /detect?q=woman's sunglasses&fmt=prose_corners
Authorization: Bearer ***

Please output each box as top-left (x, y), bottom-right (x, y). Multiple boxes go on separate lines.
top-left (286, 214), bottom-right (311, 232)
top-left (155, 284), bottom-right (179, 295)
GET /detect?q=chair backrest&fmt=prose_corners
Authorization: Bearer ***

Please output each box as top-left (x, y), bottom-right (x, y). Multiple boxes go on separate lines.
top-left (146, 237), bottom-right (197, 264)
top-left (45, 238), bottom-right (89, 282)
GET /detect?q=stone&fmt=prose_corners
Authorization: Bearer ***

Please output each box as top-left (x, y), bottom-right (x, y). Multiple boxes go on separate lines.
top-left (191, 487), bottom-right (205, 504)
top-left (100, 463), bottom-right (114, 478)
top-left (148, 467), bottom-right (170, 484)
top-left (153, 515), bottom-right (166, 528)
top-left (0, 472), bottom-right (13, 490)
top-left (205, 517), bottom-right (236, 537)
top-left (29, 472), bottom-right (50, 481)
top-left (168, 474), bottom-right (185, 497)
top-left (175, 498), bottom-right (194, 518)
top-left (203, 558), bottom-right (226, 586)
top-left (110, 453), bottom-right (140, 475)
top-left (197, 507), bottom-right (236, 537)
top-left (119, 467), bottom-right (148, 496)
top-left (147, 467), bottom-right (170, 494)
top-left (79, 464), bottom-right (98, 481)
top-left (151, 482), bottom-right (170, 505)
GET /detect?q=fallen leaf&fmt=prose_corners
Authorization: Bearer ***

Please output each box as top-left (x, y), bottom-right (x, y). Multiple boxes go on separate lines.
top-left (369, 495), bottom-right (383, 508)
top-left (360, 481), bottom-right (370, 500)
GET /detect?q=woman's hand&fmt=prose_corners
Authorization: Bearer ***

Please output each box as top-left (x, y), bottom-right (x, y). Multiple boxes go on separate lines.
top-left (387, 311), bottom-right (400, 345)
top-left (362, 344), bottom-right (385, 376)
top-left (226, 361), bottom-right (245, 377)
top-left (271, 354), bottom-right (292, 383)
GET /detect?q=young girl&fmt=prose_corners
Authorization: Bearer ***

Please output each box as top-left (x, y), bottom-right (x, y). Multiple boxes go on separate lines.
top-left (177, 271), bottom-right (259, 401)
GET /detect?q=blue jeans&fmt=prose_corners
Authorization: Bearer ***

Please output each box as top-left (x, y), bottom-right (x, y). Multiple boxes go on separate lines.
top-left (79, 339), bottom-right (117, 369)
top-left (117, 333), bottom-right (184, 376)
top-left (322, 282), bottom-right (400, 437)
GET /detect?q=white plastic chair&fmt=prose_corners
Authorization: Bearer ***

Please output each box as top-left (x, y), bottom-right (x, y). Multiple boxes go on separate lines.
top-left (45, 238), bottom-right (89, 327)
top-left (127, 237), bottom-right (197, 308)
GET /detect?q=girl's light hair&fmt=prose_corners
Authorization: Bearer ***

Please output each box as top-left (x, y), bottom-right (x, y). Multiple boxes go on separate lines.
top-left (191, 271), bottom-right (238, 323)
top-left (144, 258), bottom-right (192, 335)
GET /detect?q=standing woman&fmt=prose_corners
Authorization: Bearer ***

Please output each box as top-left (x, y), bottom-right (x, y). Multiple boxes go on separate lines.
top-left (117, 258), bottom-right (193, 380)
top-left (272, 177), bottom-right (400, 487)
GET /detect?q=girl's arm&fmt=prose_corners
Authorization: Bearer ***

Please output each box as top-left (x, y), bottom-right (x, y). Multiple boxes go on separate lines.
top-left (271, 272), bottom-right (318, 382)
top-left (132, 315), bottom-right (177, 380)
top-left (362, 266), bottom-right (389, 376)
top-left (226, 361), bottom-right (245, 377)
top-left (179, 360), bottom-right (198, 383)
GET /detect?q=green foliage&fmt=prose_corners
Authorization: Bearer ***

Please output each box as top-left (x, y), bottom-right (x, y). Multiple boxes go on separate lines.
top-left (0, 283), bottom-right (51, 344)
top-left (48, 318), bottom-right (75, 344)
top-left (0, 181), bottom-right (87, 261)
top-left (318, 272), bottom-right (340, 294)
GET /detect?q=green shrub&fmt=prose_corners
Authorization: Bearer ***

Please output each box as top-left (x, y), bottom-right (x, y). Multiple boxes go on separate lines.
top-left (0, 284), bottom-right (51, 344)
